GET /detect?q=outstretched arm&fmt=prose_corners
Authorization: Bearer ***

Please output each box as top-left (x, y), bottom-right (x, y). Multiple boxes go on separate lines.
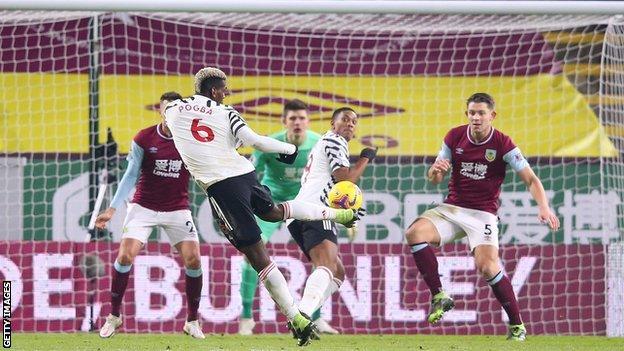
top-left (95, 141), bottom-right (143, 229)
top-left (237, 126), bottom-right (296, 155)
top-left (517, 166), bottom-right (560, 230)
top-left (332, 148), bottom-right (377, 183)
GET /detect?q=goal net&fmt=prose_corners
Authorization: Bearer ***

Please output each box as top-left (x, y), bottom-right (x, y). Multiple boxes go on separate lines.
top-left (1, 10), bottom-right (623, 336)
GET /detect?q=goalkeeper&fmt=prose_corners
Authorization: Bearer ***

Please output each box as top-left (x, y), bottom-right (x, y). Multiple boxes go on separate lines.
top-left (238, 99), bottom-right (338, 335)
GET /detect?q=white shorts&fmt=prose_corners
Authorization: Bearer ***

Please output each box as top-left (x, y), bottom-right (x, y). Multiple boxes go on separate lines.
top-left (419, 203), bottom-right (499, 251)
top-left (122, 203), bottom-right (199, 246)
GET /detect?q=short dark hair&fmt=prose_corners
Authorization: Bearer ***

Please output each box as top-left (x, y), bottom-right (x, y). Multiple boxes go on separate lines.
top-left (331, 107), bottom-right (357, 121)
top-left (466, 93), bottom-right (495, 110)
top-left (199, 77), bottom-right (226, 96)
top-left (160, 91), bottom-right (182, 102)
top-left (283, 99), bottom-right (308, 116)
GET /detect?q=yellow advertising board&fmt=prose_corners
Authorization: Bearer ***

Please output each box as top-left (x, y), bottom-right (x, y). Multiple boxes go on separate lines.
top-left (2, 73), bottom-right (617, 157)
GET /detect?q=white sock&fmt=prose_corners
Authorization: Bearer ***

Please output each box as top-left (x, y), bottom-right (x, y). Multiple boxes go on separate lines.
top-left (259, 262), bottom-right (298, 320)
top-left (323, 277), bottom-right (342, 302)
top-left (298, 266), bottom-right (333, 316)
top-left (281, 200), bottom-right (337, 221)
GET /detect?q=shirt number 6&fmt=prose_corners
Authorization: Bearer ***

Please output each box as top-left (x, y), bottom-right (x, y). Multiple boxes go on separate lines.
top-left (191, 118), bottom-right (214, 142)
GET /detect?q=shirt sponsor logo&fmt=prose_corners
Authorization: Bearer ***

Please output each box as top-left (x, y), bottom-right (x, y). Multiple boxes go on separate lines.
top-left (460, 162), bottom-right (488, 180)
top-left (153, 159), bottom-right (183, 178)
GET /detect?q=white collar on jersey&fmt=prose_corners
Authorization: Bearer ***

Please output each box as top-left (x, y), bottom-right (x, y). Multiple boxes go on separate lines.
top-left (325, 130), bottom-right (348, 143)
top-left (466, 125), bottom-right (494, 145)
top-left (192, 94), bottom-right (223, 106)
top-left (157, 123), bottom-right (173, 140)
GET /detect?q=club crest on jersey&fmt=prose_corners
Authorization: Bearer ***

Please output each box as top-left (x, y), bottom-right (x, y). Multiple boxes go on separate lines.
top-left (485, 149), bottom-right (497, 162)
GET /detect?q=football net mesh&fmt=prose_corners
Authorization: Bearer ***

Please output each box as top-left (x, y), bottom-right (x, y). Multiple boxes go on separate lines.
top-left (0, 11), bottom-right (623, 336)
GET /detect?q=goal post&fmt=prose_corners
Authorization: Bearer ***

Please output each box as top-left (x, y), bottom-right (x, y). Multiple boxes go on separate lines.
top-left (0, 4), bottom-right (623, 337)
top-left (3, 1), bottom-right (624, 15)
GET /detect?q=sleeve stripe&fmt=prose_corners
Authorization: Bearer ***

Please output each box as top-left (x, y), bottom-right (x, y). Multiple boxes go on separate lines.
top-left (326, 151), bottom-right (343, 161)
top-left (230, 118), bottom-right (245, 129)
top-left (323, 138), bottom-right (348, 154)
top-left (229, 115), bottom-right (243, 124)
top-left (228, 111), bottom-right (245, 122)
top-left (327, 151), bottom-right (349, 162)
top-left (232, 124), bottom-right (245, 136)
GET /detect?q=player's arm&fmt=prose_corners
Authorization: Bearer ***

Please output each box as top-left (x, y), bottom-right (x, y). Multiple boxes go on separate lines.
top-left (332, 148), bottom-right (377, 183)
top-left (427, 143), bottom-right (451, 185)
top-left (505, 148), bottom-right (560, 231)
top-left (228, 110), bottom-right (297, 161)
top-left (94, 141), bottom-right (144, 229)
top-left (324, 134), bottom-right (376, 183)
top-left (517, 167), bottom-right (560, 230)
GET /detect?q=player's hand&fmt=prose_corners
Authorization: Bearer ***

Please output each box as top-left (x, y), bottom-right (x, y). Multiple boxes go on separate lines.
top-left (431, 159), bottom-right (451, 175)
top-left (538, 207), bottom-right (560, 231)
top-left (360, 147), bottom-right (377, 161)
top-left (276, 145), bottom-right (298, 164)
top-left (95, 207), bottom-right (116, 230)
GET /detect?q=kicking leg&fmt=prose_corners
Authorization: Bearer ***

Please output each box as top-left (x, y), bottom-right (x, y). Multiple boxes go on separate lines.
top-left (239, 240), bottom-right (318, 346)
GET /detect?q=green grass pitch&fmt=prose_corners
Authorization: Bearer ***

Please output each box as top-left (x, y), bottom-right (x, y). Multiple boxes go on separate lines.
top-left (9, 333), bottom-right (624, 351)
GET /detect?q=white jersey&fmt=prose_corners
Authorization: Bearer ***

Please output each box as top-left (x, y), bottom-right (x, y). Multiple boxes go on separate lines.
top-left (164, 94), bottom-right (254, 188)
top-left (295, 130), bottom-right (350, 206)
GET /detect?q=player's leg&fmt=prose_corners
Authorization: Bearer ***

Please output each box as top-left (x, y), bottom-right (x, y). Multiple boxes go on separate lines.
top-left (248, 183), bottom-right (355, 226)
top-left (175, 240), bottom-right (205, 339)
top-left (238, 240), bottom-right (319, 345)
top-left (100, 204), bottom-right (154, 338)
top-left (405, 207), bottom-right (461, 324)
top-left (308, 247), bottom-right (343, 335)
top-left (207, 173), bottom-right (318, 346)
top-left (287, 220), bottom-right (342, 337)
top-left (299, 240), bottom-right (343, 317)
top-left (163, 209), bottom-right (205, 339)
top-left (239, 218), bottom-right (281, 335)
top-left (405, 217), bottom-right (443, 295)
top-left (473, 245), bottom-right (525, 341)
top-left (100, 237), bottom-right (143, 338)
top-left (466, 209), bottom-right (525, 341)
top-left (111, 238), bottom-right (143, 315)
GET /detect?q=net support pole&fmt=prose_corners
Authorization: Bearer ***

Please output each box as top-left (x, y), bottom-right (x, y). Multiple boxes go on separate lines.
top-left (88, 14), bottom-right (101, 242)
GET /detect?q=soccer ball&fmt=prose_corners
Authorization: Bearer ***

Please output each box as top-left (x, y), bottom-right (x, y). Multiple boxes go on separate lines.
top-left (327, 181), bottom-right (363, 209)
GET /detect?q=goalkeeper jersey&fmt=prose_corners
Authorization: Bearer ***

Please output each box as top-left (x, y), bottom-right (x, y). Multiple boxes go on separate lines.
top-left (251, 130), bottom-right (320, 201)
